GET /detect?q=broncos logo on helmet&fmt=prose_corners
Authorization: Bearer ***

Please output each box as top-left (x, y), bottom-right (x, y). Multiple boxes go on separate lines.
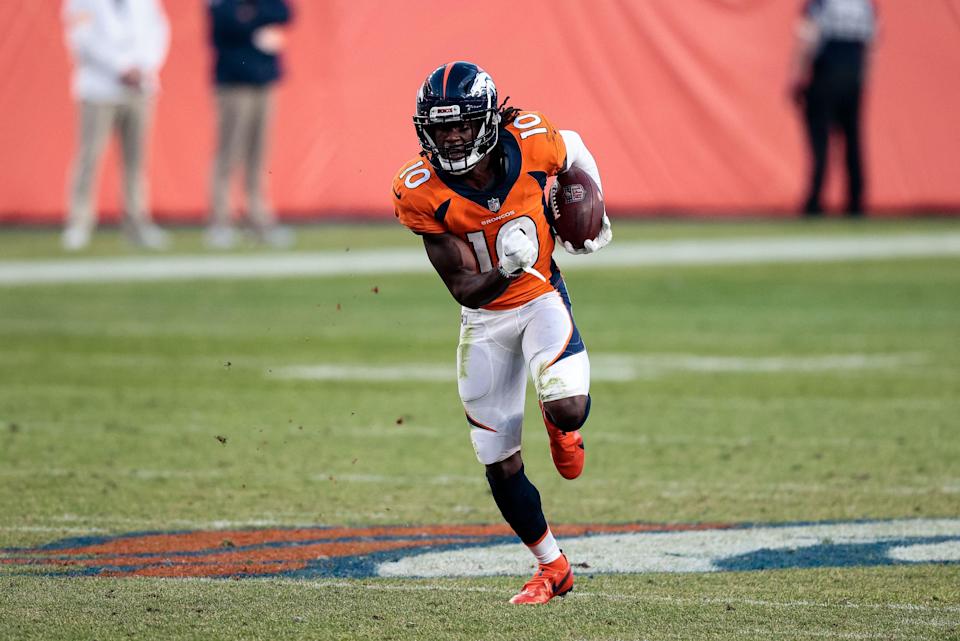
top-left (413, 61), bottom-right (500, 174)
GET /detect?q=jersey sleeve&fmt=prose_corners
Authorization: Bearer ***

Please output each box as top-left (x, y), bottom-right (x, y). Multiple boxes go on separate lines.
top-left (509, 111), bottom-right (567, 176)
top-left (391, 162), bottom-right (447, 236)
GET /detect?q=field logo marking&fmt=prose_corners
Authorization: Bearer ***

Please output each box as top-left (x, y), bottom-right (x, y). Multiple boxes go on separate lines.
top-left (2, 519), bottom-right (958, 579)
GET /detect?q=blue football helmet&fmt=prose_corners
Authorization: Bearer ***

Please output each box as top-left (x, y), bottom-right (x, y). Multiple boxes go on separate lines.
top-left (414, 61), bottom-right (500, 174)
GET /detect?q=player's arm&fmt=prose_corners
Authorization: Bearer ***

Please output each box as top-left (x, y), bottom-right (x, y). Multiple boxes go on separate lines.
top-left (63, 0), bottom-right (135, 77)
top-left (422, 227), bottom-right (539, 308)
top-left (393, 168), bottom-right (517, 307)
top-left (141, 0), bottom-right (170, 72)
top-left (422, 233), bottom-right (509, 308)
top-left (558, 129), bottom-right (612, 254)
top-left (788, 12), bottom-right (820, 105)
top-left (559, 130), bottom-right (603, 195)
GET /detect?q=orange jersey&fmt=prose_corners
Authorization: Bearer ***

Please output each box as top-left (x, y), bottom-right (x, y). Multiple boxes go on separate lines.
top-left (393, 111), bottom-right (567, 311)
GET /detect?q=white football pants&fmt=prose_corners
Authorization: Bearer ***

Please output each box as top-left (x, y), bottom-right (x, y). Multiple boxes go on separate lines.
top-left (457, 290), bottom-right (590, 465)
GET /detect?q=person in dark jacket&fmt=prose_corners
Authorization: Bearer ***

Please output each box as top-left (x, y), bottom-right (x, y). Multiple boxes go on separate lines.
top-left (789, 0), bottom-right (876, 217)
top-left (206, 0), bottom-right (293, 248)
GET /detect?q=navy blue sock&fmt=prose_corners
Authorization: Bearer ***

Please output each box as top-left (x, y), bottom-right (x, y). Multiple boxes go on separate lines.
top-left (485, 465), bottom-right (548, 545)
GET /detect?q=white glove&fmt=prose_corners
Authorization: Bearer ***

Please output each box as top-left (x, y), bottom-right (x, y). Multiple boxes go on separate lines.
top-left (561, 213), bottom-right (613, 255)
top-left (498, 226), bottom-right (538, 279)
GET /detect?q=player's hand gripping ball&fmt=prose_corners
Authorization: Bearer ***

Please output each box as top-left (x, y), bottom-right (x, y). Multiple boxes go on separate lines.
top-left (550, 167), bottom-right (612, 254)
top-left (498, 225), bottom-right (537, 276)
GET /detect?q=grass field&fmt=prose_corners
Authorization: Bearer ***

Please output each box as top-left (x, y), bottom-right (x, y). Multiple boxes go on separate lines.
top-left (1, 219), bottom-right (959, 640)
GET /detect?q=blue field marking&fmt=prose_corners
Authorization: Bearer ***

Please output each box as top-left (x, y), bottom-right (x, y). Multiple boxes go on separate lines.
top-left (3, 518), bottom-right (958, 579)
top-left (717, 535), bottom-right (960, 572)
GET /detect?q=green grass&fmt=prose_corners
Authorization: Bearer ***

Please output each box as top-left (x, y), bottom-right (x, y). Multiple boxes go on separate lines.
top-left (1, 220), bottom-right (959, 640)
top-left (4, 567), bottom-right (959, 641)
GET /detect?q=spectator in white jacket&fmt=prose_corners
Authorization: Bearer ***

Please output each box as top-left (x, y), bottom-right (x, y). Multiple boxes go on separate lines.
top-left (62, 0), bottom-right (171, 250)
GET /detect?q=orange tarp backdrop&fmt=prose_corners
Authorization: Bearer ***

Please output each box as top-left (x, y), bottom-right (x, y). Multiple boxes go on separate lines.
top-left (2, 0), bottom-right (959, 223)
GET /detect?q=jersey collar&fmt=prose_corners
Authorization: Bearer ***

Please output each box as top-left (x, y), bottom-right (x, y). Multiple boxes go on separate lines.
top-left (435, 129), bottom-right (522, 211)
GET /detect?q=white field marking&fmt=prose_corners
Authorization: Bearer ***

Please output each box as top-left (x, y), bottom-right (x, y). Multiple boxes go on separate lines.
top-left (293, 579), bottom-right (960, 615)
top-left (0, 351), bottom-right (238, 369)
top-left (451, 504), bottom-right (482, 514)
top-left (888, 541), bottom-right (960, 563)
top-left (0, 467), bottom-right (228, 479)
top-left (2, 513), bottom-right (325, 530)
top-left (584, 485), bottom-right (960, 500)
top-left (271, 364), bottom-right (451, 382)
top-left (341, 426), bottom-right (453, 439)
top-left (1, 514), bottom-right (442, 535)
top-left (0, 466), bottom-right (480, 486)
top-left (741, 632), bottom-right (906, 639)
top-left (308, 472), bottom-right (479, 485)
top-left (376, 519), bottom-right (960, 577)
top-left (635, 396), bottom-right (957, 410)
top-left (741, 631), bottom-right (903, 639)
top-left (590, 352), bottom-right (925, 376)
top-left (2, 232), bottom-right (960, 285)
top-left (594, 479), bottom-right (960, 495)
top-left (0, 417), bottom-right (313, 436)
top-left (2, 467), bottom-right (955, 497)
top-left (0, 525), bottom-right (109, 534)
top-left (269, 352), bottom-right (922, 384)
top-left (588, 433), bottom-right (878, 447)
top-left (0, 317), bottom-right (264, 339)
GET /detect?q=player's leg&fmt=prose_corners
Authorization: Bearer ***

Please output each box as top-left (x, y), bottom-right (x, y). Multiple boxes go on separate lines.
top-left (542, 394), bottom-right (590, 431)
top-left (802, 78), bottom-right (830, 216)
top-left (116, 94), bottom-right (167, 249)
top-left (64, 101), bottom-right (115, 250)
top-left (838, 79), bottom-right (865, 216)
top-left (522, 289), bottom-right (591, 480)
top-left (457, 309), bottom-right (527, 467)
top-left (244, 86), bottom-right (285, 243)
top-left (457, 308), bottom-right (571, 604)
top-left (486, 450), bottom-right (574, 605)
top-left (207, 86), bottom-right (246, 248)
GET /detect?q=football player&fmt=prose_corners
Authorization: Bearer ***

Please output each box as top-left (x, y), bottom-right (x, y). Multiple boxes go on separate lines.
top-left (392, 61), bottom-right (611, 605)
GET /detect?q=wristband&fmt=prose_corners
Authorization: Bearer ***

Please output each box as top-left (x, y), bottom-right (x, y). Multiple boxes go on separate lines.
top-left (497, 264), bottom-right (521, 279)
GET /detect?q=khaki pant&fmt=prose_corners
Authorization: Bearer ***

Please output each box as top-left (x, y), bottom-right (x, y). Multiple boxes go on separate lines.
top-left (66, 95), bottom-right (155, 234)
top-left (210, 85), bottom-right (276, 230)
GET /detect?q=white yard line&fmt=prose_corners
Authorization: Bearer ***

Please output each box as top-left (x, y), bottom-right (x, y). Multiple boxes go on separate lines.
top-left (272, 364), bottom-right (452, 382)
top-left (270, 352), bottom-right (924, 384)
top-left (0, 525), bottom-right (110, 534)
top-left (1, 467), bottom-right (956, 496)
top-left (741, 631), bottom-right (905, 639)
top-left (0, 513), bottom-right (325, 532)
top-left (1, 233), bottom-right (959, 285)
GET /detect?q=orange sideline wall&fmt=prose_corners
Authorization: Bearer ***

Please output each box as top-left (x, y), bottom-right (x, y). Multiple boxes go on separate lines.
top-left (1, 0), bottom-right (959, 224)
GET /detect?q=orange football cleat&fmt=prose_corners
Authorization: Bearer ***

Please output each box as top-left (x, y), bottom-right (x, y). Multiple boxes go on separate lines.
top-left (509, 554), bottom-right (574, 605)
top-left (541, 404), bottom-right (585, 480)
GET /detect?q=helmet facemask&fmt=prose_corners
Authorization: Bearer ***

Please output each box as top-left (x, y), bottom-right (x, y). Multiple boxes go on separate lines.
top-left (415, 109), bottom-right (500, 174)
top-left (413, 63), bottom-right (500, 175)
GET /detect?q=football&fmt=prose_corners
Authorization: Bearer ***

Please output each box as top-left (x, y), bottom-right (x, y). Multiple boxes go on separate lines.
top-left (549, 167), bottom-right (604, 250)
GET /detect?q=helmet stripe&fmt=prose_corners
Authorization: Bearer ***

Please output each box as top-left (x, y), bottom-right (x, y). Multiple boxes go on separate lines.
top-left (441, 63), bottom-right (453, 99)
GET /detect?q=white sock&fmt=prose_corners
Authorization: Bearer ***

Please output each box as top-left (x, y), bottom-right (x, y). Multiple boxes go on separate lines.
top-left (527, 528), bottom-right (562, 565)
